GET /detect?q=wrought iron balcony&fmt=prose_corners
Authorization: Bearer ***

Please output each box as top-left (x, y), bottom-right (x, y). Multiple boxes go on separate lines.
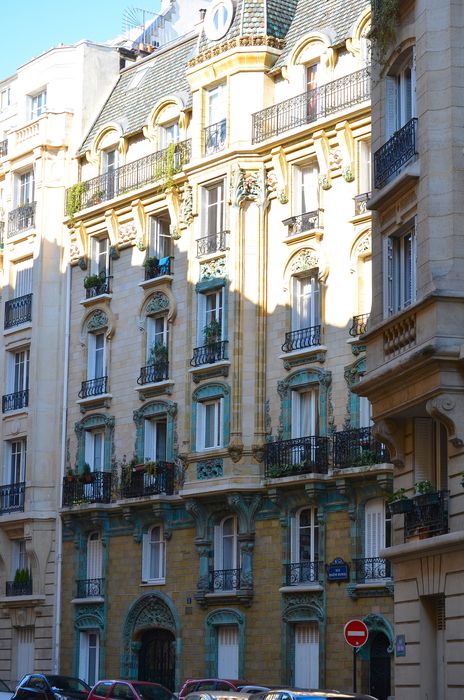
top-left (6, 578), bottom-right (32, 596)
top-left (349, 313), bottom-right (370, 337)
top-left (0, 481), bottom-right (25, 514)
top-left (374, 117), bottom-right (418, 188)
top-left (190, 340), bottom-right (228, 367)
top-left (333, 427), bottom-right (388, 468)
top-left (204, 119), bottom-right (227, 155)
top-left (78, 376), bottom-right (108, 399)
top-left (265, 436), bottom-right (330, 478)
top-left (0, 139), bottom-right (7, 158)
top-left (354, 192), bottom-right (371, 216)
top-left (282, 325), bottom-right (321, 352)
top-left (137, 360), bottom-right (169, 385)
top-left (4, 293), bottom-right (32, 329)
top-left (2, 389), bottom-right (28, 413)
top-left (62, 471), bottom-right (112, 506)
top-left (285, 561), bottom-right (321, 586)
top-left (76, 578), bottom-right (104, 597)
top-left (144, 256), bottom-right (172, 280)
top-left (252, 67), bottom-right (370, 143)
top-left (8, 203), bottom-right (36, 237)
top-left (353, 557), bottom-right (392, 583)
top-left (209, 568), bottom-right (241, 592)
top-left (196, 230), bottom-right (229, 257)
top-left (404, 490), bottom-right (449, 541)
top-left (283, 210), bottom-right (321, 236)
top-left (120, 461), bottom-right (175, 499)
top-left (84, 275), bottom-right (112, 298)
top-left (65, 139), bottom-right (191, 213)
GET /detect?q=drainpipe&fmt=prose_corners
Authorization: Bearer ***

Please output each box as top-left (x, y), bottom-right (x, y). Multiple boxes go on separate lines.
top-left (53, 254), bottom-right (71, 672)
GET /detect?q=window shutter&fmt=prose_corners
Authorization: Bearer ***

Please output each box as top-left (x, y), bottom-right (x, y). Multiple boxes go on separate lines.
top-left (197, 293), bottom-right (207, 345)
top-left (141, 532), bottom-right (150, 582)
top-left (84, 431), bottom-right (93, 467)
top-left (383, 237), bottom-right (393, 317)
top-left (292, 277), bottom-right (300, 331)
top-left (414, 417), bottom-right (434, 484)
top-left (385, 76), bottom-right (398, 139)
top-left (87, 534), bottom-right (102, 579)
top-left (218, 397), bottom-right (224, 448)
top-left (217, 626), bottom-right (239, 679)
top-left (290, 516), bottom-right (298, 563)
top-left (291, 391), bottom-right (300, 439)
top-left (312, 277), bottom-right (320, 326)
top-left (15, 259), bottom-right (33, 297)
top-left (7, 352), bottom-right (15, 393)
top-left (214, 524), bottom-right (222, 570)
top-left (144, 419), bottom-right (155, 461)
top-left (87, 333), bottom-right (96, 379)
top-left (411, 46), bottom-right (417, 117)
top-left (365, 498), bottom-right (384, 558)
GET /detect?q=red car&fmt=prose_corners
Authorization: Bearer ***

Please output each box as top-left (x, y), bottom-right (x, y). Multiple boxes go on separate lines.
top-left (178, 681), bottom-right (257, 699)
top-left (88, 681), bottom-right (175, 700)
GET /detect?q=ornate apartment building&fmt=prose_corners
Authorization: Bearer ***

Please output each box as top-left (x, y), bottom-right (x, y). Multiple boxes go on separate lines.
top-left (0, 42), bottom-right (121, 684)
top-left (359, 0), bottom-right (464, 698)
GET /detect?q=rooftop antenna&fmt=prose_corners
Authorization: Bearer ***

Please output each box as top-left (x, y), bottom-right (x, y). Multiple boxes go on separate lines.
top-left (122, 6), bottom-right (163, 48)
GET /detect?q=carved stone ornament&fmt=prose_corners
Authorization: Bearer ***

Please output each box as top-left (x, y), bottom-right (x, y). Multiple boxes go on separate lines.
top-left (78, 256), bottom-right (88, 270)
top-left (251, 443), bottom-right (265, 463)
top-left (266, 171), bottom-right (288, 204)
top-left (343, 165), bottom-right (355, 182)
top-left (373, 418), bottom-right (404, 467)
top-left (146, 292), bottom-right (170, 316)
top-left (118, 223), bottom-right (138, 246)
top-left (232, 166), bottom-right (267, 208)
top-left (136, 236), bottom-right (146, 251)
top-left (290, 249), bottom-right (320, 275)
top-left (70, 244), bottom-right (81, 264)
top-left (319, 173), bottom-right (332, 190)
top-left (87, 310), bottom-right (109, 332)
top-left (356, 233), bottom-right (371, 258)
top-left (180, 184), bottom-right (194, 226)
top-left (228, 442), bottom-right (243, 463)
top-left (426, 395), bottom-right (464, 448)
top-left (200, 257), bottom-right (226, 280)
top-left (196, 458), bottom-right (223, 480)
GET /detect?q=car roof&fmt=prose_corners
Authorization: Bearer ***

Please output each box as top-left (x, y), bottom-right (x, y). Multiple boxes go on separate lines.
top-left (185, 694), bottom-right (252, 700)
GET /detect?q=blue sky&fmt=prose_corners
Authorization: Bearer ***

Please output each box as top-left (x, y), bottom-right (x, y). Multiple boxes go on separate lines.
top-left (2, 0), bottom-right (162, 78)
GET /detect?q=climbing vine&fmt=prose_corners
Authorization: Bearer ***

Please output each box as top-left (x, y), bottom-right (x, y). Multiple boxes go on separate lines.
top-left (370, 0), bottom-right (400, 67)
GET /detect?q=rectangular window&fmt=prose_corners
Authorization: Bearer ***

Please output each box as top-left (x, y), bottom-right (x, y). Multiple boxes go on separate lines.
top-left (142, 525), bottom-right (166, 583)
top-left (8, 348), bottom-right (29, 393)
top-left (291, 388), bottom-right (318, 439)
top-left (146, 315), bottom-right (168, 364)
top-left (4, 439), bottom-right (27, 484)
top-left (207, 83), bottom-right (226, 126)
top-left (385, 224), bottom-right (416, 316)
top-left (87, 332), bottom-right (106, 380)
top-left (358, 138), bottom-right (372, 194)
top-left (198, 288), bottom-right (224, 345)
top-left (13, 258), bottom-right (33, 297)
top-left (149, 214), bottom-right (172, 259)
top-left (1, 87), bottom-right (11, 111)
top-left (197, 398), bottom-right (223, 450)
top-left (294, 164), bottom-right (319, 215)
top-left (79, 631), bottom-right (99, 687)
top-left (102, 148), bottom-right (118, 174)
top-left (84, 430), bottom-right (105, 472)
top-left (385, 47), bottom-right (416, 138)
top-left (292, 274), bottom-right (320, 331)
top-left (161, 122), bottom-right (180, 147)
top-left (18, 171), bottom-right (34, 206)
top-left (291, 507), bottom-right (319, 565)
top-left (91, 237), bottom-right (109, 277)
top-left (143, 418), bottom-right (167, 462)
top-left (29, 90), bottom-right (47, 120)
top-left (13, 539), bottom-right (28, 573)
top-left (204, 181), bottom-right (225, 236)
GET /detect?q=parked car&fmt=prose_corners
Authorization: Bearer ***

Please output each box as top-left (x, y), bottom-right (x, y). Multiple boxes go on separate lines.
top-left (179, 681), bottom-right (258, 699)
top-left (251, 690), bottom-right (378, 700)
top-left (88, 680), bottom-right (176, 700)
top-left (184, 692), bottom-right (253, 700)
top-left (0, 680), bottom-right (13, 700)
top-left (12, 675), bottom-right (90, 700)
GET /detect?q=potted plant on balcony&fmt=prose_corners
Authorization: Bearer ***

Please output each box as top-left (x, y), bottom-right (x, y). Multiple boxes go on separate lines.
top-left (413, 479), bottom-right (440, 506)
top-left (84, 273), bottom-right (102, 290)
top-left (387, 488), bottom-right (413, 514)
top-left (143, 255), bottom-right (159, 279)
top-left (14, 567), bottom-right (31, 591)
top-left (203, 319), bottom-right (222, 346)
top-left (144, 460), bottom-right (159, 477)
top-left (66, 467), bottom-right (76, 483)
top-left (148, 341), bottom-right (168, 368)
top-left (79, 462), bottom-right (93, 483)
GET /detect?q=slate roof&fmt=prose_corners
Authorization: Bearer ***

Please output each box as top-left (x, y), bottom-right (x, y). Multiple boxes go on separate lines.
top-left (79, 34), bottom-right (197, 154)
top-left (274, 0), bottom-right (370, 69)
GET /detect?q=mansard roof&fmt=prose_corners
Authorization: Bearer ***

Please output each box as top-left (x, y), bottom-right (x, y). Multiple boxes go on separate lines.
top-left (79, 34), bottom-right (197, 154)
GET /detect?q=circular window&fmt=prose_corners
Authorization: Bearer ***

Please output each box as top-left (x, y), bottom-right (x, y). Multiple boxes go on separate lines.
top-left (204, 0), bottom-right (234, 41)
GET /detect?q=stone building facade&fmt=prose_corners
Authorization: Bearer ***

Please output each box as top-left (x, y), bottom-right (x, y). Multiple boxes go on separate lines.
top-left (60, 1), bottom-right (394, 697)
top-left (360, 0), bottom-right (464, 698)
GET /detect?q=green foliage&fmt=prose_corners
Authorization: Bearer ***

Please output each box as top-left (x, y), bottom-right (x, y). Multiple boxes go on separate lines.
top-left (370, 0), bottom-right (400, 66)
top-left (14, 568), bottom-right (31, 584)
top-left (149, 340), bottom-right (168, 365)
top-left (66, 182), bottom-right (87, 218)
top-left (164, 142), bottom-right (178, 189)
top-left (387, 487), bottom-right (407, 503)
top-left (203, 319), bottom-right (222, 345)
top-left (143, 256), bottom-right (159, 273)
top-left (84, 274), bottom-right (102, 289)
top-left (414, 479), bottom-right (435, 495)
top-left (144, 460), bottom-right (158, 476)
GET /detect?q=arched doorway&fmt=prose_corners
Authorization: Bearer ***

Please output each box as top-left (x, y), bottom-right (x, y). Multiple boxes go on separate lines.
top-left (369, 632), bottom-right (391, 700)
top-left (138, 628), bottom-right (175, 691)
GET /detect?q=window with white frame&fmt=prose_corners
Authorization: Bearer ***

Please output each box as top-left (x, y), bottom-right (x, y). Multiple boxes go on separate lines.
top-left (84, 430), bottom-right (105, 472)
top-left (217, 626), bottom-right (239, 678)
top-left (79, 631), bottom-right (99, 687)
top-left (91, 237), bottom-right (110, 277)
top-left (290, 507), bottom-right (319, 583)
top-left (101, 147), bottom-right (118, 174)
top-left (144, 417), bottom-right (167, 462)
top-left (13, 258), bottom-right (33, 297)
top-left (146, 315), bottom-right (168, 365)
top-left (203, 180), bottom-right (225, 236)
top-left (160, 121), bottom-right (180, 148)
top-left (214, 515), bottom-right (239, 589)
top-left (7, 347), bottom-right (29, 395)
top-left (293, 163), bottom-right (319, 216)
top-left (294, 622), bottom-right (319, 689)
top-left (358, 139), bottom-right (372, 195)
top-left (1, 86), bottom-right (11, 112)
top-left (17, 170), bottom-right (34, 206)
top-left (291, 388), bottom-right (318, 439)
top-left (142, 524), bottom-right (166, 583)
top-left (198, 287), bottom-right (224, 345)
top-left (149, 213), bottom-right (172, 259)
top-left (197, 397), bottom-right (223, 450)
top-left (384, 223), bottom-right (416, 316)
top-left (292, 273), bottom-right (320, 332)
top-left (87, 331), bottom-right (106, 382)
top-left (385, 47), bottom-right (416, 139)
top-left (207, 83), bottom-right (226, 126)
top-left (364, 498), bottom-right (391, 581)
top-left (29, 90), bottom-right (47, 120)
top-left (12, 538), bottom-right (28, 573)
top-left (87, 532), bottom-right (103, 582)
top-left (4, 438), bottom-right (27, 485)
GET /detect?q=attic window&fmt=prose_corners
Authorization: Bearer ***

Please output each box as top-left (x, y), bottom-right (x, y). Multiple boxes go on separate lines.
top-left (204, 0), bottom-right (234, 41)
top-left (127, 68), bottom-right (148, 90)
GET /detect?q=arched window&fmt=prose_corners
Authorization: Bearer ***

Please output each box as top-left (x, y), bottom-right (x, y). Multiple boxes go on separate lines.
top-left (142, 524), bottom-right (166, 583)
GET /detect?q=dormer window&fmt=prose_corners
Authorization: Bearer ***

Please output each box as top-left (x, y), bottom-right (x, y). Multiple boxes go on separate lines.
top-left (29, 90), bottom-right (47, 120)
top-left (204, 0), bottom-right (234, 41)
top-left (161, 121), bottom-right (180, 148)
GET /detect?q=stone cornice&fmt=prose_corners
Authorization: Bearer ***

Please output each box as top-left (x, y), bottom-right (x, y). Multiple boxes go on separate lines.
top-left (188, 35), bottom-right (284, 70)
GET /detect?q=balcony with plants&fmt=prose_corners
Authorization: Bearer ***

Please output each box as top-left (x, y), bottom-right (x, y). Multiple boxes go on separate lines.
top-left (190, 320), bottom-right (228, 368)
top-left (119, 459), bottom-right (175, 499)
top-left (137, 342), bottom-right (169, 387)
top-left (143, 255), bottom-right (172, 281)
top-left (265, 436), bottom-right (330, 478)
top-left (83, 271), bottom-right (112, 299)
top-left (62, 467), bottom-right (112, 506)
top-left (6, 568), bottom-right (32, 597)
top-left (65, 140), bottom-right (192, 216)
top-left (333, 426), bottom-right (388, 468)
top-left (387, 481), bottom-right (449, 542)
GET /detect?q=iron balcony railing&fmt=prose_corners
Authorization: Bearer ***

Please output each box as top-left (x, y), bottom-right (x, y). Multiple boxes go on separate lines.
top-left (285, 561), bottom-right (321, 586)
top-left (144, 257), bottom-right (172, 280)
top-left (283, 210), bottom-right (321, 236)
top-left (137, 360), bottom-right (169, 385)
top-left (85, 275), bottom-right (112, 298)
top-left (252, 67), bottom-right (370, 143)
top-left (196, 230), bottom-right (229, 257)
top-left (4, 293), bottom-right (33, 329)
top-left (265, 436), bottom-right (330, 478)
top-left (120, 462), bottom-right (175, 499)
top-left (204, 119), bottom-right (227, 155)
top-left (65, 140), bottom-right (192, 213)
top-left (78, 376), bottom-right (108, 399)
top-left (209, 568), bottom-right (241, 592)
top-left (354, 192), bottom-right (371, 216)
top-left (0, 482), bottom-right (25, 514)
top-left (374, 117), bottom-right (418, 188)
top-left (0, 139), bottom-right (7, 157)
top-left (2, 389), bottom-right (29, 413)
top-left (190, 340), bottom-right (228, 367)
top-left (76, 578), bottom-right (104, 598)
top-left (62, 471), bottom-right (112, 506)
top-left (282, 325), bottom-right (321, 353)
top-left (8, 203), bottom-right (36, 237)
top-left (6, 578), bottom-right (32, 596)
top-left (349, 313), bottom-right (370, 337)
top-left (333, 427), bottom-right (388, 468)
top-left (404, 490), bottom-right (449, 541)
top-left (353, 557), bottom-right (392, 583)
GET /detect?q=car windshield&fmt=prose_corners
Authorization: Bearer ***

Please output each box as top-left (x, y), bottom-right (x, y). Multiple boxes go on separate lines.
top-left (47, 678), bottom-right (90, 693)
top-left (131, 685), bottom-right (174, 700)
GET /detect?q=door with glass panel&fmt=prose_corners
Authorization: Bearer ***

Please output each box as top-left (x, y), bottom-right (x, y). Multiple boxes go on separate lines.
top-left (214, 516), bottom-right (239, 591)
top-left (291, 389), bottom-right (319, 467)
top-left (291, 507), bottom-right (319, 584)
top-left (79, 631), bottom-right (99, 687)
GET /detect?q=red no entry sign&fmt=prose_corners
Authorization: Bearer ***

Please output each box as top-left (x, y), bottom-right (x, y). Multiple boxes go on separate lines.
top-left (344, 619), bottom-right (369, 648)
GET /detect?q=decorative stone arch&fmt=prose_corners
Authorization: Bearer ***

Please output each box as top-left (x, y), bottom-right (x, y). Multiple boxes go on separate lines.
top-left (346, 7), bottom-right (372, 60)
top-left (382, 37), bottom-right (416, 79)
top-left (277, 368), bottom-right (332, 439)
top-left (144, 96), bottom-right (188, 146)
top-left (288, 31), bottom-right (337, 72)
top-left (73, 604), bottom-right (106, 681)
top-left (281, 593), bottom-right (325, 686)
top-left (74, 413), bottom-right (115, 472)
top-left (79, 306), bottom-right (115, 382)
top-left (284, 246), bottom-right (329, 286)
top-left (121, 592), bottom-right (181, 685)
top-left (350, 229), bottom-right (371, 268)
top-left (87, 122), bottom-right (127, 167)
top-left (205, 608), bottom-right (246, 678)
top-left (133, 400), bottom-right (177, 462)
top-left (359, 613), bottom-right (394, 659)
top-left (191, 382), bottom-right (231, 450)
top-left (139, 289), bottom-right (177, 325)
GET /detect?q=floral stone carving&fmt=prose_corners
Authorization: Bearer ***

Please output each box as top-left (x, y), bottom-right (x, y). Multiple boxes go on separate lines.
top-left (146, 292), bottom-right (170, 315)
top-left (291, 249), bottom-right (320, 274)
top-left (200, 257), bottom-right (226, 280)
top-left (197, 458), bottom-right (223, 480)
top-left (87, 311), bottom-right (109, 332)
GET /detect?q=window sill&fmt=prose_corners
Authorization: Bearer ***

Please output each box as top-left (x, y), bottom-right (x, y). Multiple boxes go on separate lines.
top-left (195, 588), bottom-right (253, 608)
top-left (71, 596), bottom-right (104, 604)
top-left (279, 583), bottom-right (324, 593)
top-left (2, 406), bottom-right (29, 418)
top-left (346, 580), bottom-right (394, 599)
top-left (140, 580), bottom-right (166, 587)
top-left (80, 293), bottom-right (112, 307)
top-left (135, 379), bottom-right (174, 399)
top-left (279, 344), bottom-right (327, 370)
top-left (0, 593), bottom-right (46, 606)
top-left (5, 227), bottom-right (36, 245)
top-left (189, 359), bottom-right (230, 383)
top-left (368, 160), bottom-right (419, 211)
top-left (4, 322), bottom-right (32, 336)
top-left (139, 275), bottom-right (173, 290)
top-left (283, 228), bottom-right (323, 246)
top-left (76, 392), bottom-right (112, 413)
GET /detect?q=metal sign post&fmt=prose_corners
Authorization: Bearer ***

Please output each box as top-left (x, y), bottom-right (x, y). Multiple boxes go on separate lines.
top-left (344, 619), bottom-right (369, 694)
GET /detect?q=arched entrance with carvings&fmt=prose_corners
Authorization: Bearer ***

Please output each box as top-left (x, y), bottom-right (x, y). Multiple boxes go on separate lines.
top-left (121, 593), bottom-right (181, 691)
